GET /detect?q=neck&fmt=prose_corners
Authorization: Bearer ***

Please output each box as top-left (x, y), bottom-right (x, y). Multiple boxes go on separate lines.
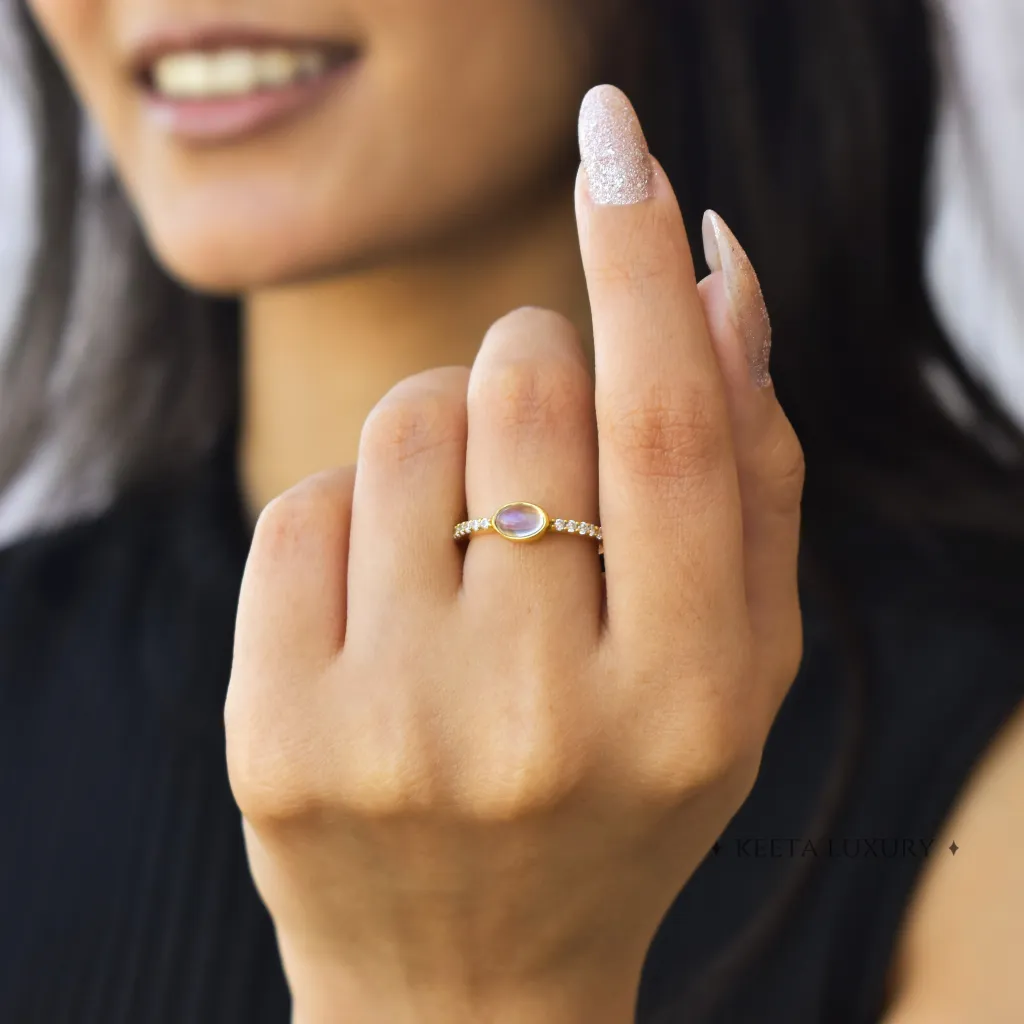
top-left (239, 182), bottom-right (592, 518)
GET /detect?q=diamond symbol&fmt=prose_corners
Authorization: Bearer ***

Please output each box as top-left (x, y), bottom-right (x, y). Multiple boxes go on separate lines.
top-left (949, 841), bottom-right (959, 855)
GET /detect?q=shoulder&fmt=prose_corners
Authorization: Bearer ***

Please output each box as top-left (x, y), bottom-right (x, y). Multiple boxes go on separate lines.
top-left (807, 511), bottom-right (1024, 1019)
top-left (882, 694), bottom-right (1024, 1021)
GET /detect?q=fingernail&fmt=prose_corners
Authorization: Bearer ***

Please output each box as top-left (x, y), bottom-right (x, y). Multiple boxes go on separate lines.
top-left (578, 84), bottom-right (652, 206)
top-left (702, 210), bottom-right (772, 388)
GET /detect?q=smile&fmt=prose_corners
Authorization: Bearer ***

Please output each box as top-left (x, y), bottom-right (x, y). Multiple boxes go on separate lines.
top-left (130, 28), bottom-right (361, 143)
top-left (150, 48), bottom-right (334, 100)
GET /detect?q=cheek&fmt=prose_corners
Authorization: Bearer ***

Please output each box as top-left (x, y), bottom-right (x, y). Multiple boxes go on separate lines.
top-left (27, 0), bottom-right (109, 99)
top-left (27, 0), bottom-right (128, 167)
top-left (27, 0), bottom-right (596, 294)
top-left (382, 0), bottom-right (591, 153)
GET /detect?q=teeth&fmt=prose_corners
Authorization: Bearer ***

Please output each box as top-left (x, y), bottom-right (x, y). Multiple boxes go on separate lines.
top-left (152, 48), bottom-right (329, 99)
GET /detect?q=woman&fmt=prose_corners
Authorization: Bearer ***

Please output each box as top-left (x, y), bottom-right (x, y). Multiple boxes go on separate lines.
top-left (1, 0), bottom-right (1022, 1021)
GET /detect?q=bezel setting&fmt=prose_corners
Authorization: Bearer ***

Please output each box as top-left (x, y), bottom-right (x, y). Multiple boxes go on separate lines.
top-left (491, 502), bottom-right (550, 543)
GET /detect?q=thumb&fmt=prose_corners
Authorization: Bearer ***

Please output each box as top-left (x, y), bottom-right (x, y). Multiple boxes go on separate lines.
top-left (698, 210), bottom-right (806, 719)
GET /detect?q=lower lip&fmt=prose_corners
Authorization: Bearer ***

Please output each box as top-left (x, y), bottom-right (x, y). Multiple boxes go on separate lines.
top-left (141, 60), bottom-right (358, 143)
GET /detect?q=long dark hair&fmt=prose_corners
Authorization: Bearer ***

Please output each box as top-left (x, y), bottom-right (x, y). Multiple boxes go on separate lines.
top-left (4, 0), bottom-right (1023, 1020)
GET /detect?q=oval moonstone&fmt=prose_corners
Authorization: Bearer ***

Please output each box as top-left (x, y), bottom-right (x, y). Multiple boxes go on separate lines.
top-left (492, 502), bottom-right (548, 541)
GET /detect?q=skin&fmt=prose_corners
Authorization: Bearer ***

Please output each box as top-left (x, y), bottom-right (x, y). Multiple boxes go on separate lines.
top-left (29, 0), bottom-right (614, 510)
top-left (25, 0), bottom-right (1024, 1019)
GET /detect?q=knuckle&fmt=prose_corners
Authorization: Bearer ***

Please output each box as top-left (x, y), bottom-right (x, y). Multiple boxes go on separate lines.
top-left (486, 305), bottom-right (579, 346)
top-left (589, 212), bottom-right (676, 289)
top-left (457, 692), bottom-right (587, 822)
top-left (462, 755), bottom-right (581, 823)
top-left (474, 355), bottom-right (590, 436)
top-left (251, 472), bottom-right (349, 563)
top-left (323, 687), bottom-right (442, 820)
top-left (225, 692), bottom-right (324, 827)
top-left (337, 742), bottom-right (437, 820)
top-left (604, 384), bottom-right (727, 482)
top-left (333, 768), bottom-right (435, 821)
top-left (361, 387), bottom-right (465, 465)
top-left (766, 426), bottom-right (806, 508)
top-left (686, 702), bottom-right (759, 784)
top-left (777, 612), bottom-right (806, 685)
top-left (620, 649), bottom-right (765, 801)
top-left (594, 252), bottom-right (674, 294)
top-left (231, 763), bottom-right (323, 830)
top-left (637, 702), bottom-right (762, 807)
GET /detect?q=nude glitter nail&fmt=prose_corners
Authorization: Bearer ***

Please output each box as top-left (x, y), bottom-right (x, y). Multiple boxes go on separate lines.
top-left (578, 84), bottom-right (652, 206)
top-left (702, 210), bottom-right (773, 388)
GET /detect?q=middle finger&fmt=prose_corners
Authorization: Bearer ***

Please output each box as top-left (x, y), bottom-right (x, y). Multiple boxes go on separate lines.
top-left (576, 85), bottom-right (746, 648)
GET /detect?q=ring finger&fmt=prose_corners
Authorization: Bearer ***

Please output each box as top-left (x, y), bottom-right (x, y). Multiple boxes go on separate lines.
top-left (462, 306), bottom-right (603, 640)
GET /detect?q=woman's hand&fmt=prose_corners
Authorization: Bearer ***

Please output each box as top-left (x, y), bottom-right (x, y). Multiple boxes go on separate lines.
top-left (225, 85), bottom-right (804, 1024)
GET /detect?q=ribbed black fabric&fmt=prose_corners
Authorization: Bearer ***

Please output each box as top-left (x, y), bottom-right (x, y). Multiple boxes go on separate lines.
top-left (1, 429), bottom-right (1022, 1024)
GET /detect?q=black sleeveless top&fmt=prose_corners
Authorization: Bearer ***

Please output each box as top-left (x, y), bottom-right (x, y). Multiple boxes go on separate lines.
top-left (1, 430), bottom-right (1022, 1024)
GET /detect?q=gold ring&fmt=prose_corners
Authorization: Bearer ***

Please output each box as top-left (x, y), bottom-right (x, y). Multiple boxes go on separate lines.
top-left (454, 502), bottom-right (603, 551)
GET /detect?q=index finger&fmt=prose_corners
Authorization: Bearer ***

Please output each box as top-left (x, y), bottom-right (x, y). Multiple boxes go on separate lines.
top-left (576, 85), bottom-right (746, 646)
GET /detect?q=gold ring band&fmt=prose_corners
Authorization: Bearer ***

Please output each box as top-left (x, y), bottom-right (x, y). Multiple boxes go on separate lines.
top-left (454, 501), bottom-right (602, 550)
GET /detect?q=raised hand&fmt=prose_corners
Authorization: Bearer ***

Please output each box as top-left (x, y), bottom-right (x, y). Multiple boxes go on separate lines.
top-left (225, 84), bottom-right (805, 1024)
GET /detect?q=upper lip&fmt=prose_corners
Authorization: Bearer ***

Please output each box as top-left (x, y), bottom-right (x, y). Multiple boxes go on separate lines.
top-left (125, 22), bottom-right (361, 81)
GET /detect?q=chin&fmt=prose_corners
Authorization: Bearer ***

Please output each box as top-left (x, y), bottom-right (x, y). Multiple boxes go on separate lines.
top-left (141, 211), bottom-right (365, 295)
top-left (151, 241), bottom-right (300, 296)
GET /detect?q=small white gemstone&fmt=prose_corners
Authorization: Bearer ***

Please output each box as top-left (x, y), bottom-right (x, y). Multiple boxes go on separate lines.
top-left (479, 519), bottom-right (489, 530)
top-left (579, 522), bottom-right (589, 534)
top-left (567, 520), bottom-right (578, 533)
top-left (588, 525), bottom-right (598, 537)
top-left (596, 528), bottom-right (603, 540)
top-left (554, 519), bottom-right (565, 531)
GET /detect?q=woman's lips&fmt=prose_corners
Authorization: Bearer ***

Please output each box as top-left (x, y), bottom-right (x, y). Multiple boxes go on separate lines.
top-left (140, 59), bottom-right (358, 143)
top-left (128, 25), bottom-right (362, 144)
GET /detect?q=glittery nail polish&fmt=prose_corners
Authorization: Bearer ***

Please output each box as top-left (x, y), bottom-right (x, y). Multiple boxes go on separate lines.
top-left (702, 210), bottom-right (772, 388)
top-left (578, 84), bottom-right (652, 206)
